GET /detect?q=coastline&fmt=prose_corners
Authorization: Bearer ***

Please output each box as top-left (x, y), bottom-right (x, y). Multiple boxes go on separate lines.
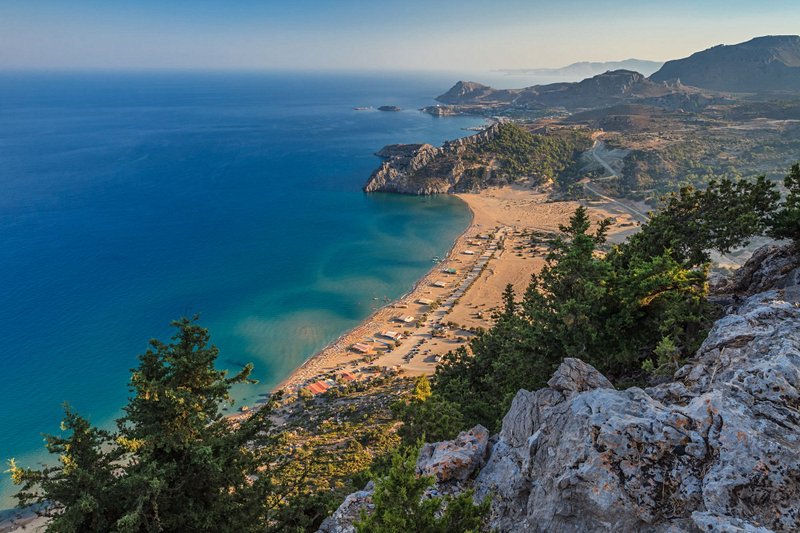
top-left (272, 194), bottom-right (478, 393)
top-left (268, 184), bottom-right (642, 399)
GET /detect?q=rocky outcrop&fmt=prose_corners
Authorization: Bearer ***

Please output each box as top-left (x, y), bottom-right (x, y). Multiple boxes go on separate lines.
top-left (317, 482), bottom-right (374, 533)
top-left (363, 123), bottom-right (502, 195)
top-left (712, 242), bottom-right (799, 297)
top-left (416, 425), bottom-right (490, 482)
top-left (317, 426), bottom-right (491, 533)
top-left (322, 243), bottom-right (800, 532)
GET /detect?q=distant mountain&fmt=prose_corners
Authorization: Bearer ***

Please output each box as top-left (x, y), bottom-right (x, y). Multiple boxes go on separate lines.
top-left (436, 70), bottom-right (718, 111)
top-left (501, 59), bottom-right (663, 80)
top-left (650, 35), bottom-right (800, 92)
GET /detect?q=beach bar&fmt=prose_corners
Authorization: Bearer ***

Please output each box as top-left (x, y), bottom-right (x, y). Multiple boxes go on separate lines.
top-left (381, 330), bottom-right (403, 341)
top-left (351, 342), bottom-right (373, 354)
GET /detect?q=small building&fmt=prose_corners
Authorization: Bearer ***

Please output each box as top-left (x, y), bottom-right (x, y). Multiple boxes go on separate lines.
top-left (381, 330), bottom-right (403, 341)
top-left (463, 250), bottom-right (476, 255)
top-left (442, 268), bottom-right (457, 274)
top-left (351, 342), bottom-right (372, 354)
top-left (417, 298), bottom-right (435, 306)
top-left (397, 315), bottom-right (416, 324)
top-left (339, 371), bottom-right (357, 382)
top-left (304, 380), bottom-right (332, 395)
top-left (432, 281), bottom-right (447, 288)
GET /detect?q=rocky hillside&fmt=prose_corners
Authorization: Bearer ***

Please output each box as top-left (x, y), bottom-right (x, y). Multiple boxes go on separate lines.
top-left (363, 122), bottom-right (590, 195)
top-left (320, 242), bottom-right (800, 532)
top-left (434, 70), bottom-right (719, 112)
top-left (650, 35), bottom-right (800, 92)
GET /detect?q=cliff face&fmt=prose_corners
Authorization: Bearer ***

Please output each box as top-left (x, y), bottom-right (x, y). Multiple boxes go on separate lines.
top-left (650, 35), bottom-right (800, 92)
top-left (320, 243), bottom-right (800, 532)
top-left (363, 123), bottom-right (503, 195)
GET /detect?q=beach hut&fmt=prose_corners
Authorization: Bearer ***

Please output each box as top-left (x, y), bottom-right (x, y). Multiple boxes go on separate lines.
top-left (304, 380), bottom-right (332, 396)
top-left (432, 281), bottom-right (447, 288)
top-left (381, 330), bottom-right (403, 341)
top-left (442, 268), bottom-right (457, 274)
top-left (351, 342), bottom-right (372, 354)
top-left (417, 298), bottom-right (434, 306)
top-left (463, 250), bottom-right (476, 255)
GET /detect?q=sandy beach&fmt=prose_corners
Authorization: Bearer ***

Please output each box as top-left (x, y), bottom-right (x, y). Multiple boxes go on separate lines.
top-left (270, 185), bottom-right (641, 398)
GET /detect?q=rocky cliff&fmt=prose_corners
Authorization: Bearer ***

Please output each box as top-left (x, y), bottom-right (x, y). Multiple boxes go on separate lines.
top-left (650, 35), bottom-right (800, 93)
top-left (363, 123), bottom-right (504, 195)
top-left (320, 243), bottom-right (800, 532)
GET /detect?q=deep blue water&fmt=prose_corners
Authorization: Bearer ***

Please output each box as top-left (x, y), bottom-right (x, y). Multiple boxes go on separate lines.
top-left (0, 71), bottom-right (484, 504)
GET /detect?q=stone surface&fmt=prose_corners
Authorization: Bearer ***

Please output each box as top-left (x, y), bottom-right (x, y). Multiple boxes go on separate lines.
top-left (321, 244), bottom-right (800, 532)
top-left (317, 482), bottom-right (373, 533)
top-left (416, 425), bottom-right (490, 483)
top-left (362, 123), bottom-right (502, 195)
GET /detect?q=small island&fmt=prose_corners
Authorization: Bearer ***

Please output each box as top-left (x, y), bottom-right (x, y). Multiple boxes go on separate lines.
top-left (377, 105), bottom-right (401, 112)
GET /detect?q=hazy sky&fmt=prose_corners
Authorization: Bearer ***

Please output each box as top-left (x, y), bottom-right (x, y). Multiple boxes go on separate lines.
top-left (1, 0), bottom-right (799, 71)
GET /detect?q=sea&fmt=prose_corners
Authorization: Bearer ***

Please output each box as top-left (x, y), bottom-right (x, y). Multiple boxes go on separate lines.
top-left (0, 70), bottom-right (504, 506)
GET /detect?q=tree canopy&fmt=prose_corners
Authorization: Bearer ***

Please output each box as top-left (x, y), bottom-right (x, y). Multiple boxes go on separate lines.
top-left (10, 318), bottom-right (290, 533)
top-left (433, 171), bottom-right (788, 431)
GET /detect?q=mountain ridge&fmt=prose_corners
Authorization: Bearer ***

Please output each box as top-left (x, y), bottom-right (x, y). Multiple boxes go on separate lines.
top-left (650, 35), bottom-right (800, 92)
top-left (499, 58), bottom-right (663, 80)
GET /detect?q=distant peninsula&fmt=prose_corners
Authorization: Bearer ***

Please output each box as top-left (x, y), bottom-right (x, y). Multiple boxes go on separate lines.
top-left (498, 58), bottom-right (664, 80)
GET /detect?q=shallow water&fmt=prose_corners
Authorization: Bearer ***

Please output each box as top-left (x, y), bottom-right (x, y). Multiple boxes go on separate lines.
top-left (0, 70), bottom-right (483, 505)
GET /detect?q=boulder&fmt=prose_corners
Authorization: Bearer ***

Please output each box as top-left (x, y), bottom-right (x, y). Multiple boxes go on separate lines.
top-left (416, 425), bottom-right (490, 482)
top-left (472, 245), bottom-right (800, 532)
top-left (317, 482), bottom-right (373, 533)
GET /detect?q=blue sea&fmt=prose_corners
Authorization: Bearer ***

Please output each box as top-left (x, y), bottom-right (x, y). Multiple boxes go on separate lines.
top-left (0, 71), bottom-right (487, 505)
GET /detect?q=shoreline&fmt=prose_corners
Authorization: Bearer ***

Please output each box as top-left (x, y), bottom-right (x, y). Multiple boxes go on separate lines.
top-left (271, 194), bottom-right (479, 393)
top-left (266, 184), bottom-right (642, 400)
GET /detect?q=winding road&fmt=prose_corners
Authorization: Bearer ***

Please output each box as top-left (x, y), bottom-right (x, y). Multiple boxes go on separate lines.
top-left (584, 139), bottom-right (650, 223)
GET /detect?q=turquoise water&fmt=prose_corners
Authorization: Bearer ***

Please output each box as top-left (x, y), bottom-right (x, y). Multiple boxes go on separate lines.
top-left (0, 71), bottom-right (482, 505)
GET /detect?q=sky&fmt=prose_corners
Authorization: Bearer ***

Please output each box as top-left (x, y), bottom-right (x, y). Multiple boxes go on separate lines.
top-left (1, 0), bottom-right (799, 72)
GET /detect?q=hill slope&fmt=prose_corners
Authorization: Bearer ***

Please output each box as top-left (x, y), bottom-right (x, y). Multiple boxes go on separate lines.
top-left (436, 70), bottom-right (717, 111)
top-left (650, 35), bottom-right (800, 92)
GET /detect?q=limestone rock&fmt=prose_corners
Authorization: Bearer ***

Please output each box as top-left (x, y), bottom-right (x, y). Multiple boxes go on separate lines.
top-left (472, 245), bottom-right (800, 532)
top-left (322, 244), bottom-right (800, 532)
top-left (720, 242), bottom-right (799, 298)
top-left (317, 482), bottom-right (373, 533)
top-left (362, 123), bottom-right (502, 195)
top-left (416, 425), bottom-right (490, 482)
